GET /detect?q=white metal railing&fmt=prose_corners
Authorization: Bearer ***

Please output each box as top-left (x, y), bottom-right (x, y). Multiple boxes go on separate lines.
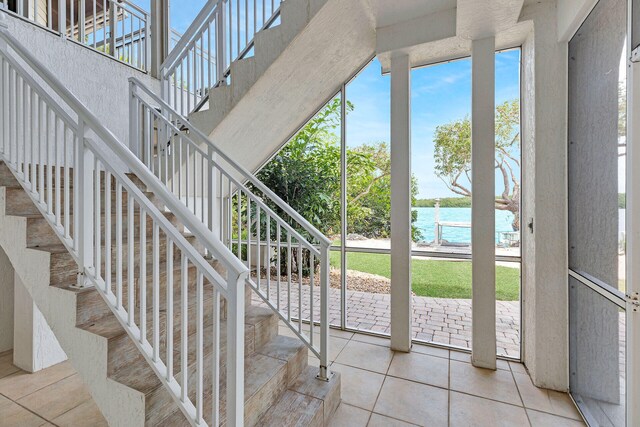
top-left (0, 19), bottom-right (247, 426)
top-left (161, 0), bottom-right (283, 116)
top-left (0, 0), bottom-right (150, 71)
top-left (130, 77), bottom-right (333, 381)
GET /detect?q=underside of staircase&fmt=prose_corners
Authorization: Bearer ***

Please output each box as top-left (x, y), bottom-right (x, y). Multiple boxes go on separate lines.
top-left (0, 161), bottom-right (340, 426)
top-left (189, 0), bottom-right (376, 174)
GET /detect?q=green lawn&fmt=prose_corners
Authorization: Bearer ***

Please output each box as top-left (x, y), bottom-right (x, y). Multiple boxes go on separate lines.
top-left (330, 251), bottom-right (520, 301)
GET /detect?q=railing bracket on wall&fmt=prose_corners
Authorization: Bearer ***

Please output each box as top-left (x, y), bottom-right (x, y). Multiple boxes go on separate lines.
top-left (628, 292), bottom-right (639, 312)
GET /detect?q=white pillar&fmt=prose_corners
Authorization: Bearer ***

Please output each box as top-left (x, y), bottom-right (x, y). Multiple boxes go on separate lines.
top-left (13, 273), bottom-right (66, 373)
top-left (151, 0), bottom-right (171, 78)
top-left (0, 247), bottom-right (14, 353)
top-left (626, 51), bottom-right (640, 427)
top-left (390, 53), bottom-right (412, 352)
top-left (471, 36), bottom-right (497, 369)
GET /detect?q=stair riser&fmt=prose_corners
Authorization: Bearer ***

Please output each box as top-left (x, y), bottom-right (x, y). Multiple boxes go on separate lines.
top-left (5, 185), bottom-right (164, 218)
top-left (26, 210), bottom-right (182, 248)
top-left (75, 265), bottom-right (223, 325)
top-left (49, 235), bottom-right (201, 286)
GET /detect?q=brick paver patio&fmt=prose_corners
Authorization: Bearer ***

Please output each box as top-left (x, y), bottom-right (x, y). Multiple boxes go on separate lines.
top-left (251, 279), bottom-right (521, 358)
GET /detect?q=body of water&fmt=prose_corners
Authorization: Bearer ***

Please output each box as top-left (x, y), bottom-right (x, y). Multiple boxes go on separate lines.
top-left (413, 207), bottom-right (516, 244)
top-left (413, 208), bottom-right (627, 245)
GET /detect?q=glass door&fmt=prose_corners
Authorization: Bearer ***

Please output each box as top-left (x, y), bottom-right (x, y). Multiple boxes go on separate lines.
top-left (568, 0), bottom-right (629, 424)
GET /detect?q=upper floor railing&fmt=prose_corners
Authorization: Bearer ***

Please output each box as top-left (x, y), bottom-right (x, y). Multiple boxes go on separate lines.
top-left (0, 16), bottom-right (247, 426)
top-left (160, 0), bottom-right (283, 116)
top-left (0, 0), bottom-right (150, 71)
top-left (130, 77), bottom-right (333, 381)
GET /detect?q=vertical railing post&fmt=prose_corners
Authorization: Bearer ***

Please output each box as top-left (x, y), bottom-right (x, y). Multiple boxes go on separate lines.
top-left (76, 119), bottom-right (95, 288)
top-left (78, 0), bottom-right (86, 42)
top-left (128, 79), bottom-right (140, 158)
top-left (108, 1), bottom-right (116, 57)
top-left (215, 0), bottom-right (226, 86)
top-left (144, 11), bottom-right (151, 72)
top-left (318, 242), bottom-right (331, 381)
top-left (208, 145), bottom-right (217, 239)
top-left (58, 0), bottom-right (66, 37)
top-left (226, 271), bottom-right (246, 427)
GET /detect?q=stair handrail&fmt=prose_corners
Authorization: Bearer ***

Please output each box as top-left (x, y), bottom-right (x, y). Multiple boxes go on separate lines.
top-left (130, 76), bottom-right (333, 381)
top-left (131, 76), bottom-right (331, 248)
top-left (160, 0), bottom-right (284, 115)
top-left (161, 0), bottom-right (221, 74)
top-left (0, 16), bottom-right (247, 426)
top-left (0, 24), bottom-right (247, 275)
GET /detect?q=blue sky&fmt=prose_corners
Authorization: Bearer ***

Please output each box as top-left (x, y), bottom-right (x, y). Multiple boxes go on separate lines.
top-left (347, 50), bottom-right (521, 199)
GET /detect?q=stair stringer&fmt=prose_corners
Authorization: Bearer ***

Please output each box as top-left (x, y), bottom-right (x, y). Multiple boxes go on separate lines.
top-left (190, 0), bottom-right (376, 174)
top-left (0, 185), bottom-right (147, 427)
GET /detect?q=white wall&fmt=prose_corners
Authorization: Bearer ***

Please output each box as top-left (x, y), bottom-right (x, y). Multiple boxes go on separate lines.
top-left (5, 13), bottom-right (160, 149)
top-left (557, 0), bottom-right (598, 42)
top-left (520, 0), bottom-right (570, 391)
top-left (0, 246), bottom-right (13, 353)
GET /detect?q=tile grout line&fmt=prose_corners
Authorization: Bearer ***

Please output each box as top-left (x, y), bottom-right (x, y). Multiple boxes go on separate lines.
top-left (1, 391), bottom-right (60, 426)
top-left (509, 361), bottom-right (532, 427)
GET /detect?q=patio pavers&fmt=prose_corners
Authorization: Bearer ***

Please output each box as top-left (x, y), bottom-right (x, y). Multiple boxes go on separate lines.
top-left (251, 280), bottom-right (522, 358)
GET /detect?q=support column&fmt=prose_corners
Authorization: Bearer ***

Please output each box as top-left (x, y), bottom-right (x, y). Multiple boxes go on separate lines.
top-left (471, 36), bottom-right (497, 369)
top-left (0, 247), bottom-right (14, 353)
top-left (150, 0), bottom-right (171, 78)
top-left (13, 273), bottom-right (66, 373)
top-left (390, 53), bottom-right (412, 352)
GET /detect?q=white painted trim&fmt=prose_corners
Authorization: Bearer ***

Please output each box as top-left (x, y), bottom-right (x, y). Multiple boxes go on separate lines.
top-left (471, 36), bottom-right (497, 370)
top-left (390, 53), bottom-right (412, 353)
top-left (626, 32), bottom-right (640, 427)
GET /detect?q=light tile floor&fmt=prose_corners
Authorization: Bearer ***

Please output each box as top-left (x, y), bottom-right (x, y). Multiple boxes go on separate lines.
top-left (0, 351), bottom-right (107, 427)
top-left (282, 327), bottom-right (586, 427)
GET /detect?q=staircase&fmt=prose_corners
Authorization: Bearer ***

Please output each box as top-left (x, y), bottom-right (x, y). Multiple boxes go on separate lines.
top-left (0, 163), bottom-right (339, 426)
top-left (0, 15), bottom-right (340, 426)
top-left (163, 0), bottom-right (376, 173)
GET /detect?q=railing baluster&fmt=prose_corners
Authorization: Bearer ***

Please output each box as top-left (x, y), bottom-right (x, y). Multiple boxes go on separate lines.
top-left (180, 254), bottom-right (188, 402)
top-left (152, 222), bottom-right (160, 361)
top-left (140, 209), bottom-right (147, 343)
top-left (105, 171), bottom-right (112, 294)
top-left (196, 271), bottom-right (204, 424)
top-left (298, 240), bottom-right (302, 333)
top-left (166, 238), bottom-right (174, 381)
top-left (310, 251), bottom-right (314, 347)
top-left (128, 194), bottom-right (135, 326)
top-left (116, 183), bottom-right (123, 307)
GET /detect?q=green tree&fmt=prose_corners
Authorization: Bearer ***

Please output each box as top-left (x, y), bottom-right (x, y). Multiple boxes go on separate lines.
top-left (433, 99), bottom-right (521, 230)
top-left (256, 98), bottom-right (422, 244)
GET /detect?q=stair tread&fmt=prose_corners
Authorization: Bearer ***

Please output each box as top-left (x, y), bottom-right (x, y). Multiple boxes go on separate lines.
top-left (257, 389), bottom-right (324, 427)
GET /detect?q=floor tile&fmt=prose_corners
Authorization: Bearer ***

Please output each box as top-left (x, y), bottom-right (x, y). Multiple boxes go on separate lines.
top-left (368, 413), bottom-right (419, 426)
top-left (411, 344), bottom-right (449, 359)
top-left (509, 361), bottom-right (528, 374)
top-left (51, 399), bottom-right (107, 427)
top-left (0, 352), bottom-right (20, 380)
top-left (449, 351), bottom-right (510, 371)
top-left (513, 372), bottom-right (582, 420)
top-left (387, 352), bottom-right (449, 388)
top-left (449, 360), bottom-right (522, 406)
top-left (17, 374), bottom-right (92, 421)
top-left (527, 409), bottom-right (586, 427)
top-left (333, 363), bottom-right (384, 411)
top-left (335, 341), bottom-right (394, 374)
top-left (0, 361), bottom-right (75, 400)
top-left (351, 333), bottom-right (390, 347)
top-left (373, 376), bottom-right (448, 426)
top-left (449, 391), bottom-right (529, 427)
top-left (329, 403), bottom-right (371, 427)
top-left (330, 329), bottom-right (355, 340)
top-left (0, 395), bottom-right (48, 427)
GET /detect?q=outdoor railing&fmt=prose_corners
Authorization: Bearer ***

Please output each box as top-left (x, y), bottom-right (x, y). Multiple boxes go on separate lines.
top-left (161, 0), bottom-right (283, 115)
top-left (0, 0), bottom-right (150, 71)
top-left (0, 18), bottom-right (247, 426)
top-left (130, 77), bottom-right (333, 381)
